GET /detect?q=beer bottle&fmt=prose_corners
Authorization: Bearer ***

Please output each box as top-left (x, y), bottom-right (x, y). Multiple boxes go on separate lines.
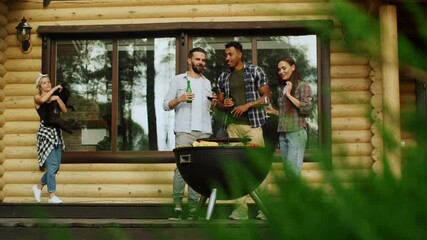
top-left (186, 80), bottom-right (192, 103)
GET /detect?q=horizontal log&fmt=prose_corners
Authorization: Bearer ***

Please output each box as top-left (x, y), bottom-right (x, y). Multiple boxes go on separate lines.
top-left (8, 14), bottom-right (333, 34)
top-left (2, 158), bottom-right (39, 171)
top-left (332, 130), bottom-right (372, 143)
top-left (271, 162), bottom-right (323, 171)
top-left (0, 38), bottom-right (6, 51)
top-left (332, 143), bottom-right (373, 156)
top-left (6, 184), bottom-right (175, 198)
top-left (0, 16), bottom-right (6, 29)
top-left (0, 63), bottom-right (6, 77)
top-left (331, 116), bottom-right (375, 131)
top-left (4, 59), bottom-right (41, 72)
top-left (3, 171), bottom-right (174, 184)
top-left (330, 65), bottom-right (371, 78)
top-left (0, 102), bottom-right (4, 114)
top-left (3, 121), bottom-right (39, 134)
top-left (0, 89), bottom-right (5, 102)
top-left (3, 159), bottom-right (176, 172)
top-left (0, 178), bottom-right (4, 189)
top-left (61, 163), bottom-right (176, 172)
top-left (3, 134), bottom-right (36, 146)
top-left (2, 146), bottom-right (38, 159)
top-left (4, 71), bottom-right (42, 84)
top-left (8, 3), bottom-right (331, 23)
top-left (9, 0), bottom-right (325, 10)
top-left (0, 76), bottom-right (5, 88)
top-left (0, 140), bottom-right (4, 151)
top-left (0, 153), bottom-right (5, 164)
top-left (3, 196), bottom-right (172, 204)
top-left (330, 39), bottom-right (347, 53)
top-left (0, 114), bottom-right (5, 127)
top-left (331, 91), bottom-right (371, 104)
top-left (5, 33), bottom-right (42, 48)
top-left (330, 52), bottom-right (370, 65)
top-left (330, 78), bottom-right (371, 91)
top-left (5, 46), bottom-right (42, 60)
top-left (3, 96), bottom-right (34, 109)
top-left (331, 104), bottom-right (371, 117)
top-left (0, 51), bottom-right (6, 64)
top-left (3, 109), bottom-right (39, 121)
top-left (0, 26), bottom-right (7, 39)
top-left (332, 156), bottom-right (373, 169)
top-left (0, 165), bottom-right (4, 177)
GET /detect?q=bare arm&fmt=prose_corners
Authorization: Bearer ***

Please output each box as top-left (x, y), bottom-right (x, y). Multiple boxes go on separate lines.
top-left (34, 85), bottom-right (63, 105)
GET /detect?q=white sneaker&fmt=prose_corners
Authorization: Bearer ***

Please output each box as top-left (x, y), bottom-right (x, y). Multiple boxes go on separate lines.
top-left (32, 185), bottom-right (41, 203)
top-left (229, 208), bottom-right (249, 220)
top-left (256, 210), bottom-right (267, 220)
top-left (48, 196), bottom-right (63, 204)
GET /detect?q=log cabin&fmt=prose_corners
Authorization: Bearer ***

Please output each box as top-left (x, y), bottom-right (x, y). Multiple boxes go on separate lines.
top-left (0, 0), bottom-right (425, 207)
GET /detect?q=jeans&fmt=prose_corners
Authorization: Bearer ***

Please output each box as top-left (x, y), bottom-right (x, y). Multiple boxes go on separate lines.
top-left (279, 128), bottom-right (307, 176)
top-left (40, 145), bottom-right (62, 193)
top-left (173, 131), bottom-right (210, 210)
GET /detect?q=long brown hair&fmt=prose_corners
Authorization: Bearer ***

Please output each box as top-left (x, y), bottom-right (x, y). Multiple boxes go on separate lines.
top-left (277, 57), bottom-right (302, 114)
top-left (276, 57), bottom-right (302, 97)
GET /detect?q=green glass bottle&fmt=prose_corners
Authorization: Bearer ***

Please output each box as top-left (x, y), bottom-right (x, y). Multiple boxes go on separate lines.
top-left (186, 80), bottom-right (192, 103)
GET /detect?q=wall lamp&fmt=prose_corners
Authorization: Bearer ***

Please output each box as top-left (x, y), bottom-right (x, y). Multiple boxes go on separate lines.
top-left (15, 17), bottom-right (32, 53)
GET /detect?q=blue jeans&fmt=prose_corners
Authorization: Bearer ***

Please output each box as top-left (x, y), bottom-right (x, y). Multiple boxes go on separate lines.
top-left (279, 129), bottom-right (307, 176)
top-left (40, 145), bottom-right (62, 193)
top-left (173, 131), bottom-right (210, 210)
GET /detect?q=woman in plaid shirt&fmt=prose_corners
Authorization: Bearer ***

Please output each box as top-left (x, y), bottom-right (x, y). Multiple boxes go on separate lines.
top-left (32, 74), bottom-right (67, 204)
top-left (266, 57), bottom-right (313, 176)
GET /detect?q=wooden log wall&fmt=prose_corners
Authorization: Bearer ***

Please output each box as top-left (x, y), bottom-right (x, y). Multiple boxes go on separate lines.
top-left (0, 0), bottom-right (415, 203)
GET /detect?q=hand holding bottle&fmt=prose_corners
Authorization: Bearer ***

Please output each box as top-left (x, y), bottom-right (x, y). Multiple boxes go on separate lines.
top-left (181, 91), bottom-right (194, 103)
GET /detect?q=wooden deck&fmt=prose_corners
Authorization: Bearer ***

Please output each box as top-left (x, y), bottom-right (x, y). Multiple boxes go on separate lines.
top-left (0, 203), bottom-right (270, 240)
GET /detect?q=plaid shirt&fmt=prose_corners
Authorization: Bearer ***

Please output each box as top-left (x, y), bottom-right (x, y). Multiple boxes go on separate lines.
top-left (218, 63), bottom-right (268, 128)
top-left (277, 81), bottom-right (313, 132)
top-left (37, 122), bottom-right (65, 167)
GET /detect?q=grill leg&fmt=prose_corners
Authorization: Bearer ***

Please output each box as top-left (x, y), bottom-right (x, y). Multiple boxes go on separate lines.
top-left (250, 190), bottom-right (269, 218)
top-left (206, 188), bottom-right (217, 220)
top-left (193, 195), bottom-right (208, 220)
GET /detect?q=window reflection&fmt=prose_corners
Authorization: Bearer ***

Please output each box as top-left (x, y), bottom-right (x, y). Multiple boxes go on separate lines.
top-left (56, 38), bottom-right (176, 152)
top-left (56, 40), bottom-right (112, 151)
top-left (117, 38), bottom-right (176, 151)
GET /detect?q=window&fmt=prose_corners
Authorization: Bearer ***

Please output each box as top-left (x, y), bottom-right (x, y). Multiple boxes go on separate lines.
top-left (191, 35), bottom-right (319, 149)
top-left (39, 21), bottom-right (331, 162)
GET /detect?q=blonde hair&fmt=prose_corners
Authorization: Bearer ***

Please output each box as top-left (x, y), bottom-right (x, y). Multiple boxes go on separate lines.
top-left (35, 73), bottom-right (49, 89)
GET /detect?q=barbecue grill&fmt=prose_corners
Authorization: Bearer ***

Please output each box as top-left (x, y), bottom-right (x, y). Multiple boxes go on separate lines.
top-left (173, 139), bottom-right (273, 220)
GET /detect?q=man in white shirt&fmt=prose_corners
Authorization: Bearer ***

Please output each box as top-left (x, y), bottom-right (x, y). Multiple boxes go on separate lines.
top-left (163, 47), bottom-right (214, 220)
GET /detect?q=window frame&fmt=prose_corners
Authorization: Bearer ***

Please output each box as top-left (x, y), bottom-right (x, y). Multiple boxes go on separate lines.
top-left (37, 21), bottom-right (332, 165)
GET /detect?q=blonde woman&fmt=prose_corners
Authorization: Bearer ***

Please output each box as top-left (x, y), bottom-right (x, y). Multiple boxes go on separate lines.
top-left (32, 74), bottom-right (67, 203)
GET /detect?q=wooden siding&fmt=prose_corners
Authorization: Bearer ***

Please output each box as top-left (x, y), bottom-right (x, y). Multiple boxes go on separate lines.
top-left (0, 0), bottom-right (416, 203)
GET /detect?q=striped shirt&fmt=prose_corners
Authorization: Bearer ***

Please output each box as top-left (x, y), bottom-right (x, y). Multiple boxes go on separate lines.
top-left (277, 81), bottom-right (313, 132)
top-left (218, 63), bottom-right (268, 128)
